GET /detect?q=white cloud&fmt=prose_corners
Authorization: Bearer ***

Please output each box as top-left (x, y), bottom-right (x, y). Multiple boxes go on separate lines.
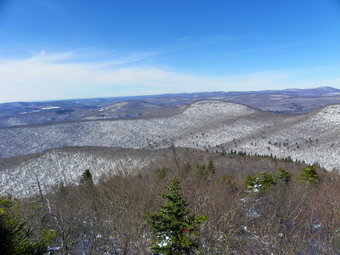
top-left (0, 51), bottom-right (339, 103)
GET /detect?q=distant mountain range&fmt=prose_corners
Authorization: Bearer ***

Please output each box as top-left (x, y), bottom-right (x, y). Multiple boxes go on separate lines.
top-left (1, 86), bottom-right (340, 127)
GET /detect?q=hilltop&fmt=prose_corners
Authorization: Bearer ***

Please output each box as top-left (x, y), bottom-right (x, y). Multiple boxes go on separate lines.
top-left (0, 101), bottom-right (282, 158)
top-left (0, 100), bottom-right (339, 173)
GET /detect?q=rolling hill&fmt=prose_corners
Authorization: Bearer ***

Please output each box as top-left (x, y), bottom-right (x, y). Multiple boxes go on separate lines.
top-left (1, 100), bottom-right (339, 172)
top-left (1, 89), bottom-right (340, 198)
top-left (1, 86), bottom-right (340, 127)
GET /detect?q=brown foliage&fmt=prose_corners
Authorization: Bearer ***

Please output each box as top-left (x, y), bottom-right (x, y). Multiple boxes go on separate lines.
top-left (16, 150), bottom-right (339, 254)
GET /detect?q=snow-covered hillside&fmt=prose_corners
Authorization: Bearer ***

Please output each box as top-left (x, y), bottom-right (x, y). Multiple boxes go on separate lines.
top-left (0, 101), bottom-right (263, 157)
top-left (0, 147), bottom-right (168, 198)
top-left (0, 101), bottom-right (339, 173)
top-left (224, 105), bottom-right (340, 171)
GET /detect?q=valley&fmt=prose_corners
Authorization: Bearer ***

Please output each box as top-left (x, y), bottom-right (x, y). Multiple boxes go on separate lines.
top-left (1, 101), bottom-right (339, 169)
top-left (0, 95), bottom-right (339, 198)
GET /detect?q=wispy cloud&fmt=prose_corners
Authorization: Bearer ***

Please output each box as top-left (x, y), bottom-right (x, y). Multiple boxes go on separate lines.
top-left (0, 51), bottom-right (338, 103)
top-left (27, 50), bottom-right (73, 62)
top-left (227, 44), bottom-right (293, 55)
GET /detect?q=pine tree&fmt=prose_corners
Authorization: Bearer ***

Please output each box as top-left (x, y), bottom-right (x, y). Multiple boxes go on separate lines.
top-left (206, 160), bottom-right (216, 177)
top-left (80, 169), bottom-right (95, 194)
top-left (274, 169), bottom-right (291, 184)
top-left (245, 173), bottom-right (275, 192)
top-left (147, 178), bottom-right (207, 255)
top-left (79, 170), bottom-right (97, 212)
top-left (0, 194), bottom-right (54, 255)
top-left (299, 165), bottom-right (320, 183)
top-left (195, 164), bottom-right (206, 179)
top-left (80, 169), bottom-right (94, 186)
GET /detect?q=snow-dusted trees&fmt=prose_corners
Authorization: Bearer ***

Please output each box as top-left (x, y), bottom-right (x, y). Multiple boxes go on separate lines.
top-left (4, 150), bottom-right (339, 254)
top-left (245, 169), bottom-right (291, 192)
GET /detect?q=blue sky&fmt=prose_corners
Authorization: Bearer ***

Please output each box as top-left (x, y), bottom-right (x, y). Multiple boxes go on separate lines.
top-left (0, 0), bottom-right (340, 102)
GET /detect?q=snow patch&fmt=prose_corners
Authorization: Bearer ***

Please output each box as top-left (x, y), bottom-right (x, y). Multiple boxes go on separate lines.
top-left (41, 106), bottom-right (61, 110)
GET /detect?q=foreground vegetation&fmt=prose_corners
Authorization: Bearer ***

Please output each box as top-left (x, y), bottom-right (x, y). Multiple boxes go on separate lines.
top-left (2, 149), bottom-right (339, 254)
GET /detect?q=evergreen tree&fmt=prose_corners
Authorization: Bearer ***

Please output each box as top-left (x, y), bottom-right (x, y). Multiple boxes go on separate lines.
top-left (245, 169), bottom-right (292, 192)
top-left (80, 169), bottom-right (94, 188)
top-left (147, 178), bottom-right (207, 255)
top-left (79, 170), bottom-right (97, 213)
top-left (299, 165), bottom-right (320, 183)
top-left (245, 173), bottom-right (275, 192)
top-left (81, 169), bottom-right (93, 183)
top-left (0, 194), bottom-right (54, 255)
top-left (206, 160), bottom-right (216, 177)
top-left (274, 169), bottom-right (291, 184)
top-left (195, 164), bottom-right (206, 179)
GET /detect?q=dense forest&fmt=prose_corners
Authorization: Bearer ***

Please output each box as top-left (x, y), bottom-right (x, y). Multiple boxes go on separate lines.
top-left (1, 149), bottom-right (339, 254)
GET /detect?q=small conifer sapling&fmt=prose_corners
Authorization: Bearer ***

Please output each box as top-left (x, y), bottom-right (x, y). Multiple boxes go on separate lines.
top-left (147, 178), bottom-right (207, 254)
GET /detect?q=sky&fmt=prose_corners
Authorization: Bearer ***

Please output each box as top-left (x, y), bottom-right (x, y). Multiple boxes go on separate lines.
top-left (0, 0), bottom-right (340, 103)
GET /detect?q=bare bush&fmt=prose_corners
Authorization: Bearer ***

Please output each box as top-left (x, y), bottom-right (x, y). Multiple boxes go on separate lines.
top-left (13, 151), bottom-right (339, 254)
